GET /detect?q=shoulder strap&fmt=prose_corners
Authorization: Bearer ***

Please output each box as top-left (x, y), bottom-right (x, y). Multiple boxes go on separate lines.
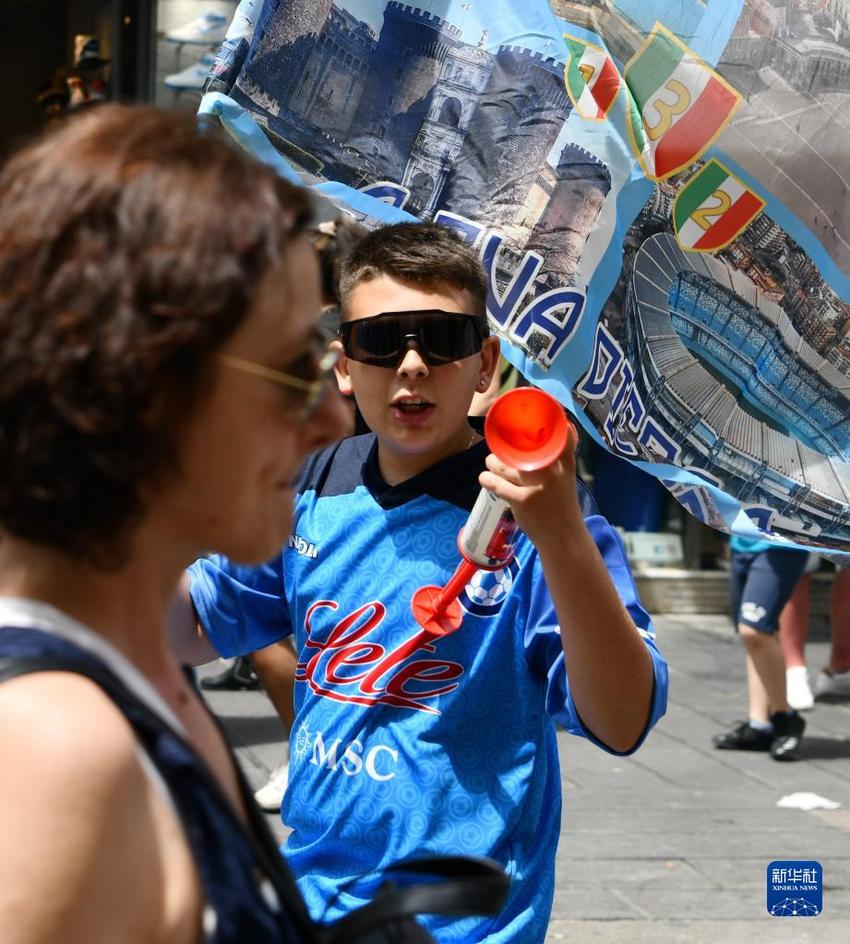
top-left (0, 655), bottom-right (508, 944)
top-left (0, 653), bottom-right (319, 942)
top-left (323, 856), bottom-right (508, 942)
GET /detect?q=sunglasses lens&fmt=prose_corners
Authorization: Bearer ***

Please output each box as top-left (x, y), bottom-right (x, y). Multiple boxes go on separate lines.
top-left (419, 316), bottom-right (481, 363)
top-left (343, 311), bottom-right (485, 366)
top-left (346, 318), bottom-right (405, 365)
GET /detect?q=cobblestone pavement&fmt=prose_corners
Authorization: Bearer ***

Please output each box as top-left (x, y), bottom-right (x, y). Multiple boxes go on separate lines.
top-left (200, 614), bottom-right (850, 943)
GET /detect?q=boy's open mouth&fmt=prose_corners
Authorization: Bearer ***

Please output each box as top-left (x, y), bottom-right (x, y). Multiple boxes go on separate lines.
top-left (395, 401), bottom-right (431, 414)
top-left (392, 396), bottom-right (434, 415)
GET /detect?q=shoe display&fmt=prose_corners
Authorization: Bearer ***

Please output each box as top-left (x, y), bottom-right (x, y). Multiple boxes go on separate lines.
top-left (254, 754), bottom-right (290, 811)
top-left (769, 710), bottom-right (805, 761)
top-left (712, 721), bottom-right (772, 752)
top-left (814, 667), bottom-right (850, 700)
top-left (200, 656), bottom-right (261, 691)
top-left (164, 53), bottom-right (216, 91)
top-left (166, 11), bottom-right (230, 46)
top-left (785, 665), bottom-right (814, 711)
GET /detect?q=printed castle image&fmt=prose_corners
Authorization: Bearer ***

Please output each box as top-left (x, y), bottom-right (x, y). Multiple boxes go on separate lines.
top-left (232, 1), bottom-right (611, 289)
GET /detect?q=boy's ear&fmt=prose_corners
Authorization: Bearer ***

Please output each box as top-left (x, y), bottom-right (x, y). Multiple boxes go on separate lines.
top-left (330, 338), bottom-right (353, 397)
top-left (478, 334), bottom-right (501, 389)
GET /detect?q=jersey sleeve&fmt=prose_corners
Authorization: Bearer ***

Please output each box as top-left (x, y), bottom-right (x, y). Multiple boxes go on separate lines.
top-left (522, 513), bottom-right (668, 755)
top-left (188, 553), bottom-right (292, 658)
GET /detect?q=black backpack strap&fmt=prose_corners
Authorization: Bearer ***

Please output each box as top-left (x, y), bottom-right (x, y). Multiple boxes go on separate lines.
top-left (324, 856), bottom-right (509, 943)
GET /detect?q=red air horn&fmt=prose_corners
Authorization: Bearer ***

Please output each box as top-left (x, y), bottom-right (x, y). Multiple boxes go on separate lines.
top-left (411, 387), bottom-right (574, 635)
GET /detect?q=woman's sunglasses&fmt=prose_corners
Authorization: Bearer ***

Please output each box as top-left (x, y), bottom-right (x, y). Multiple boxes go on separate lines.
top-left (338, 309), bottom-right (489, 368)
top-left (217, 329), bottom-right (340, 421)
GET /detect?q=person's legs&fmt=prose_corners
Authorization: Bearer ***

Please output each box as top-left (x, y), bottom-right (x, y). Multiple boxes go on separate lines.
top-left (250, 638), bottom-right (297, 732)
top-left (715, 549), bottom-right (808, 759)
top-left (779, 572), bottom-right (814, 710)
top-left (715, 552), bottom-right (773, 751)
top-left (814, 567), bottom-right (850, 699)
top-left (779, 573), bottom-right (811, 669)
top-left (740, 624), bottom-right (789, 719)
top-left (250, 639), bottom-right (297, 810)
top-left (828, 568), bottom-right (850, 672)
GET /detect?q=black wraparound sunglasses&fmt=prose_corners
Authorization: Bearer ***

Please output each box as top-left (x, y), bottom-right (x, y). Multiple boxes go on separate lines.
top-left (339, 309), bottom-right (489, 368)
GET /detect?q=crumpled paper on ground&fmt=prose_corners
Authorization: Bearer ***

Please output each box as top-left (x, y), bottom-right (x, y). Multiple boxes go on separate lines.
top-left (777, 792), bottom-right (842, 811)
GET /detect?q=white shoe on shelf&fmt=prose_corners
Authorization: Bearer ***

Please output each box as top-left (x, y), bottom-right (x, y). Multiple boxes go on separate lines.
top-left (786, 665), bottom-right (814, 711)
top-left (814, 667), bottom-right (850, 700)
top-left (164, 54), bottom-right (216, 91)
top-left (166, 11), bottom-right (229, 46)
top-left (254, 753), bottom-right (289, 811)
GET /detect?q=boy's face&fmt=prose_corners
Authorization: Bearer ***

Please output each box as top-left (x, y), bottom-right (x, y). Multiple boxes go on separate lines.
top-left (334, 273), bottom-right (499, 482)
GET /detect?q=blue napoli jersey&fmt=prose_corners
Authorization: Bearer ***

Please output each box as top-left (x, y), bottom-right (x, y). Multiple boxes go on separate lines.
top-left (190, 434), bottom-right (668, 943)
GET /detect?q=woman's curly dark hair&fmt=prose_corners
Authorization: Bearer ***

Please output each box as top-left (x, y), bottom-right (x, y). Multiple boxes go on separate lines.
top-left (0, 105), bottom-right (312, 566)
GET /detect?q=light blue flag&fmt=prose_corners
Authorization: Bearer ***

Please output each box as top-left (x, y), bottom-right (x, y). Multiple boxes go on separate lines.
top-left (200, 0), bottom-right (850, 558)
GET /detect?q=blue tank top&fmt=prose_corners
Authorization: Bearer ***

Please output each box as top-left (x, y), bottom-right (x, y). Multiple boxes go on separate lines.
top-left (0, 622), bottom-right (315, 944)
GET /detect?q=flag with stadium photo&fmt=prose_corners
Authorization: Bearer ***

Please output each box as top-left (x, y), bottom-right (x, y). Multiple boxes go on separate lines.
top-left (564, 33), bottom-right (621, 120)
top-left (673, 159), bottom-right (766, 253)
top-left (200, 0), bottom-right (850, 557)
top-left (625, 23), bottom-right (741, 180)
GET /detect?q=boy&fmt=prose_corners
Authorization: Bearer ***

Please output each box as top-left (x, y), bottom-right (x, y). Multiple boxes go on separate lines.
top-left (186, 223), bottom-right (668, 942)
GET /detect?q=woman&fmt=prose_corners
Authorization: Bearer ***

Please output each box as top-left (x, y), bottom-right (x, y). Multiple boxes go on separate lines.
top-left (0, 105), bottom-right (350, 941)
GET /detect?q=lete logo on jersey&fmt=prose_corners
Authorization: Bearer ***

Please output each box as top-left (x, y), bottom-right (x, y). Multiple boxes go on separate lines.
top-left (296, 600), bottom-right (465, 715)
top-left (297, 563), bottom-right (518, 714)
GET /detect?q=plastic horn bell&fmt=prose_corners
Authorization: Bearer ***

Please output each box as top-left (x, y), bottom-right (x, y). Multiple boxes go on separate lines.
top-left (411, 388), bottom-right (573, 635)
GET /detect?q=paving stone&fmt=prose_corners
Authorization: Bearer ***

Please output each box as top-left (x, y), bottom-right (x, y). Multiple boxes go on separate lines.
top-left (547, 884), bottom-right (645, 920)
top-left (545, 918), bottom-right (847, 943)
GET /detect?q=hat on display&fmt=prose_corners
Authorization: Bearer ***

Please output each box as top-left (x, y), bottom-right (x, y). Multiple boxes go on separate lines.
top-left (74, 35), bottom-right (111, 70)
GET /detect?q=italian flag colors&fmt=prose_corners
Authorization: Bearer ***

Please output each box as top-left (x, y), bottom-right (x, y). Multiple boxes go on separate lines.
top-left (564, 33), bottom-right (621, 120)
top-left (673, 159), bottom-right (766, 252)
top-left (625, 23), bottom-right (741, 181)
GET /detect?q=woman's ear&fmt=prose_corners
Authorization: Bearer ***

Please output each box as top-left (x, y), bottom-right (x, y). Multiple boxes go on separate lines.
top-left (330, 339), bottom-right (353, 397)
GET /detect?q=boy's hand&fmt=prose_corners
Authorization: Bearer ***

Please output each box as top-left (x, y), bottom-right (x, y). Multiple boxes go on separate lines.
top-left (480, 434), bottom-right (656, 754)
top-left (478, 436), bottom-right (581, 551)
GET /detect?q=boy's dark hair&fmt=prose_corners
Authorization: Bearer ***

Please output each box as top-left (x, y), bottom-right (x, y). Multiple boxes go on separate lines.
top-left (339, 222), bottom-right (487, 316)
top-left (0, 105), bottom-right (311, 567)
top-left (311, 218), bottom-right (368, 308)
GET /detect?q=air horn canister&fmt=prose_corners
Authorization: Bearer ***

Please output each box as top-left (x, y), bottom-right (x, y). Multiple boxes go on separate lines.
top-left (411, 387), bottom-right (574, 635)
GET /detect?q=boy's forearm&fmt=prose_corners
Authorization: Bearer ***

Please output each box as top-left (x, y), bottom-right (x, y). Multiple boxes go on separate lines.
top-left (536, 526), bottom-right (655, 753)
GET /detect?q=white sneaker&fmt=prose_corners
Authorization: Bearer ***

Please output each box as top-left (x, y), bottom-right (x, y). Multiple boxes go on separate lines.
top-left (786, 665), bottom-right (814, 711)
top-left (254, 754), bottom-right (289, 811)
top-left (164, 54), bottom-right (216, 91)
top-left (814, 667), bottom-right (850, 700)
top-left (166, 11), bottom-right (229, 46)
